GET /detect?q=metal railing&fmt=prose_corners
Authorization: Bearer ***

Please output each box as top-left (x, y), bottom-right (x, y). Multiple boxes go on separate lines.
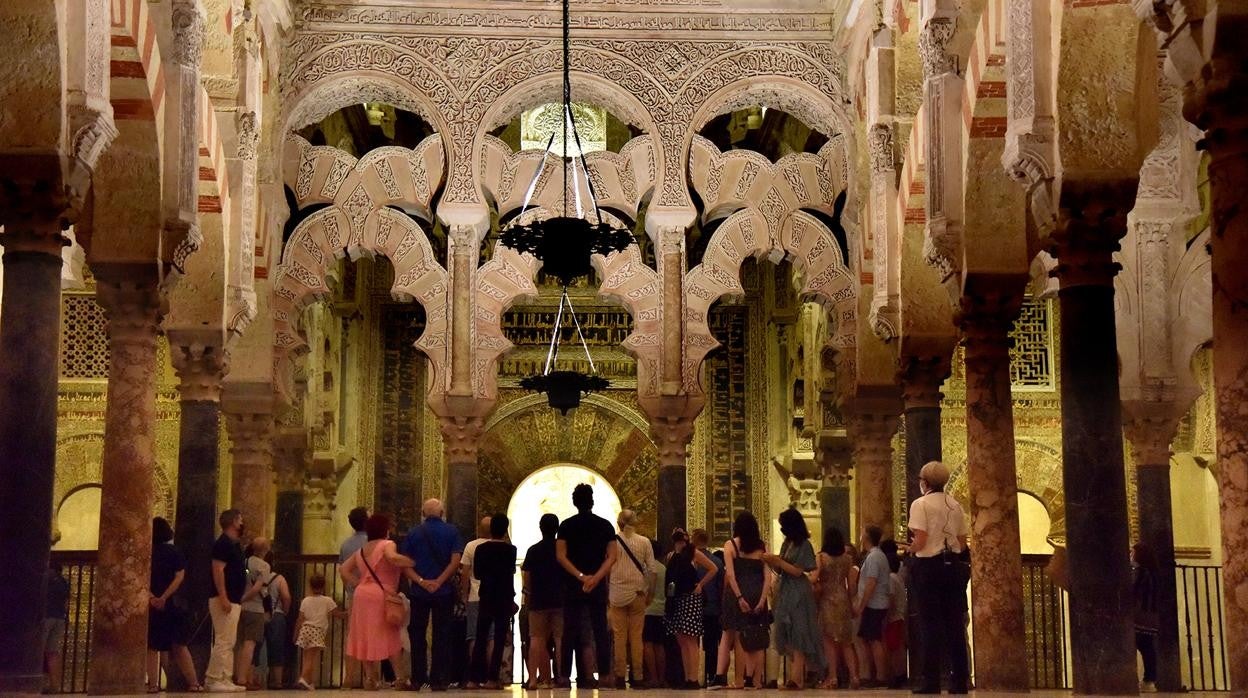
top-left (1177, 564), bottom-right (1229, 691)
top-left (51, 552), bottom-right (97, 693)
top-left (1020, 554), bottom-right (1070, 689)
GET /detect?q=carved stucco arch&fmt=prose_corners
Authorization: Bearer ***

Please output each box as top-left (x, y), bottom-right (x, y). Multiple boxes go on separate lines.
top-left (947, 438), bottom-right (1066, 541)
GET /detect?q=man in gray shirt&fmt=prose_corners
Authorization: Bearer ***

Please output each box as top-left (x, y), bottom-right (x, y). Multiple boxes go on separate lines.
top-left (855, 525), bottom-right (892, 686)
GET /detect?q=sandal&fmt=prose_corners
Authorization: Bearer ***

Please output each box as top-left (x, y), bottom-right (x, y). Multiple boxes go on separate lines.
top-left (186, 685), bottom-right (205, 693)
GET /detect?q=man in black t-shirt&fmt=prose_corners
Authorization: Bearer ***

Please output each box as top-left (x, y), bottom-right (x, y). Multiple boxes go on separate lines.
top-left (206, 509), bottom-right (248, 692)
top-left (556, 484), bottom-right (618, 687)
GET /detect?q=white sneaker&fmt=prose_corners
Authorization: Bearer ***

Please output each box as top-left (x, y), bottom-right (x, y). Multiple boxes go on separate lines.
top-left (296, 678), bottom-right (316, 691)
top-left (1141, 682), bottom-right (1158, 693)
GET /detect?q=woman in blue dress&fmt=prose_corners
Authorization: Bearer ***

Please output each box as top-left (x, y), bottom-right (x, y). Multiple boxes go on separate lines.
top-left (764, 507), bottom-right (825, 688)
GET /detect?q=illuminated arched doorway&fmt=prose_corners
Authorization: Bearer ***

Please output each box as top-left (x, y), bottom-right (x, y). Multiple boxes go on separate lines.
top-left (507, 463), bottom-right (622, 565)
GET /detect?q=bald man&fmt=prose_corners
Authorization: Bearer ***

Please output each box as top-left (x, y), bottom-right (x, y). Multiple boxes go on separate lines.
top-left (400, 499), bottom-right (464, 690)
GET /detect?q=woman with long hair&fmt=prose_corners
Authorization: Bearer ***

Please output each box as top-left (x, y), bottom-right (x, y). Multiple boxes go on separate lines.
top-left (710, 511), bottom-right (770, 689)
top-left (147, 517), bottom-right (202, 692)
top-left (764, 508), bottom-right (825, 689)
top-left (665, 528), bottom-right (719, 689)
top-left (815, 527), bottom-right (858, 689)
top-left (339, 513), bottom-right (415, 690)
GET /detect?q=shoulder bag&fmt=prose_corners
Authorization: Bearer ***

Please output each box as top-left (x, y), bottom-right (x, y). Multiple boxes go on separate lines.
top-left (360, 545), bottom-right (406, 628)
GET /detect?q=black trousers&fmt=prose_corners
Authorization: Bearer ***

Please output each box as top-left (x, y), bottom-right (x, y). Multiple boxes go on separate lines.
top-left (1136, 631), bottom-right (1158, 683)
top-left (408, 594), bottom-right (453, 687)
top-left (561, 593), bottom-right (611, 680)
top-left (913, 557), bottom-right (970, 691)
top-left (471, 607), bottom-right (511, 684)
top-left (702, 613), bottom-right (722, 682)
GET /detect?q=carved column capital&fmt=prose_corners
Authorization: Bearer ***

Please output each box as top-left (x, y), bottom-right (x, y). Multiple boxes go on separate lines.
top-left (168, 337), bottom-right (229, 402)
top-left (0, 153), bottom-right (77, 254)
top-left (94, 265), bottom-right (167, 346)
top-left (303, 477), bottom-right (338, 518)
top-left (846, 409), bottom-right (900, 462)
top-left (438, 413), bottom-right (485, 465)
top-left (1049, 179), bottom-right (1138, 288)
top-left (225, 409), bottom-right (274, 462)
top-left (897, 353), bottom-right (952, 409)
top-left (272, 432), bottom-right (308, 494)
top-left (170, 0), bottom-right (206, 68)
top-left (918, 16), bottom-right (958, 78)
top-left (651, 415), bottom-right (697, 467)
top-left (955, 285), bottom-right (1026, 367)
top-left (868, 123), bottom-right (897, 175)
top-left (1122, 398), bottom-right (1191, 468)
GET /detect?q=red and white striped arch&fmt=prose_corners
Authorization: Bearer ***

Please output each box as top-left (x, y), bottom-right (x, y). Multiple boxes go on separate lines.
top-left (895, 0), bottom-right (1007, 226)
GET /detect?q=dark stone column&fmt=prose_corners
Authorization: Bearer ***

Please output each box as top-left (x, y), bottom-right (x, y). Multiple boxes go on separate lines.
top-left (89, 265), bottom-right (166, 695)
top-left (1123, 410), bottom-right (1185, 693)
top-left (272, 431), bottom-right (308, 557)
top-left (820, 483), bottom-right (851, 540)
top-left (168, 339), bottom-right (227, 681)
top-left (446, 462), bottom-right (479, 544)
top-left (897, 354), bottom-right (950, 508)
top-left (657, 465), bottom-right (688, 538)
top-left (0, 222), bottom-right (66, 695)
top-left (1051, 180), bottom-right (1137, 695)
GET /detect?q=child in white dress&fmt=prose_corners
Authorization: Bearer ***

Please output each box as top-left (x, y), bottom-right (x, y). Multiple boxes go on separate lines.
top-left (294, 575), bottom-right (343, 690)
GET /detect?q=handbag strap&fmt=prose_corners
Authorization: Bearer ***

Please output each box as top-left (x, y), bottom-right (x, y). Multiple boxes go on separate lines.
top-left (359, 544), bottom-right (393, 594)
top-left (616, 534), bottom-right (646, 575)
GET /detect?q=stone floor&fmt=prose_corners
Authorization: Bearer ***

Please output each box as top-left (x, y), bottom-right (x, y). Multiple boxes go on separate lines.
top-left (104, 690), bottom-right (1208, 697)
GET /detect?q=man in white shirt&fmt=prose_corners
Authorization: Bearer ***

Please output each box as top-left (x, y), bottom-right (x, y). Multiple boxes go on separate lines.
top-left (607, 510), bottom-right (656, 689)
top-left (908, 461), bottom-right (970, 694)
top-left (459, 516), bottom-right (492, 688)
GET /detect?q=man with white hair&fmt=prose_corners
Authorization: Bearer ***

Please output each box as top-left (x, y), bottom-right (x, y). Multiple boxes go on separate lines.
top-left (400, 499), bottom-right (464, 691)
top-left (607, 509), bottom-right (656, 689)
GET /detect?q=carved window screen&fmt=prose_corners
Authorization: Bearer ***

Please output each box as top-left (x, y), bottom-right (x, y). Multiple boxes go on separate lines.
top-left (1008, 297), bottom-right (1054, 391)
top-left (60, 293), bottom-right (110, 379)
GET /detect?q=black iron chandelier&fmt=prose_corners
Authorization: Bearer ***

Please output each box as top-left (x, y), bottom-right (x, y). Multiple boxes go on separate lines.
top-left (506, 0), bottom-right (623, 414)
top-left (498, 0), bottom-right (632, 287)
top-left (519, 289), bottom-right (610, 415)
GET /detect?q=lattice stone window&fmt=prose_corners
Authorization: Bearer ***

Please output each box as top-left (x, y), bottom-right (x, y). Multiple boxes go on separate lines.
top-left (1009, 297), bottom-right (1054, 391)
top-left (60, 293), bottom-right (109, 379)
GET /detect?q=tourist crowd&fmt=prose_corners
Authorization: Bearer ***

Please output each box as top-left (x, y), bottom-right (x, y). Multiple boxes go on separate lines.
top-left (79, 460), bottom-right (1157, 693)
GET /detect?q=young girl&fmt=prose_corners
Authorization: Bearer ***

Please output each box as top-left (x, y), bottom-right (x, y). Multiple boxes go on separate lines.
top-left (294, 575), bottom-right (343, 690)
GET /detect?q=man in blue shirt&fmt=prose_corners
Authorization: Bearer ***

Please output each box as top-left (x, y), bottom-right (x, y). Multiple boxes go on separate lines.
top-left (401, 498), bottom-right (464, 691)
top-left (855, 525), bottom-right (892, 687)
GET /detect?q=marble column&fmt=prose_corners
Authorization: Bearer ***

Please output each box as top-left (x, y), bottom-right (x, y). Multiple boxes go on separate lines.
top-left (272, 432), bottom-right (307, 556)
top-left (897, 355), bottom-right (950, 507)
top-left (1185, 56), bottom-right (1248, 692)
top-left (88, 265), bottom-right (165, 695)
top-left (448, 226), bottom-right (476, 398)
top-left (1123, 414), bottom-right (1182, 692)
top-left (0, 220), bottom-right (68, 695)
top-left (652, 416), bottom-right (695, 539)
top-left (956, 288), bottom-right (1029, 691)
top-left (846, 409), bottom-right (900, 535)
top-left (168, 338), bottom-right (227, 681)
top-left (440, 414), bottom-right (483, 542)
top-left (1050, 180), bottom-right (1137, 694)
top-left (225, 401), bottom-right (275, 539)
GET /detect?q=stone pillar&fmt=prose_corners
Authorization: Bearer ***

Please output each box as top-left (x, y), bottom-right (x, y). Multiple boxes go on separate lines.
top-left (956, 288), bottom-right (1029, 691)
top-left (168, 337), bottom-right (227, 680)
top-left (657, 229), bottom-right (684, 394)
top-left (302, 478), bottom-right (338, 556)
top-left (439, 414), bottom-right (484, 543)
top-left (272, 430), bottom-right (307, 556)
top-left (1050, 181), bottom-right (1137, 694)
top-left (897, 355), bottom-right (950, 507)
top-left (0, 218), bottom-right (69, 695)
top-left (88, 265), bottom-right (166, 695)
top-left (817, 438), bottom-right (852, 539)
top-left (224, 390), bottom-right (275, 539)
top-left (1123, 412), bottom-right (1183, 692)
top-left (651, 415), bottom-right (695, 540)
top-left (846, 408), bottom-right (900, 535)
top-left (1184, 50), bottom-right (1248, 692)
top-left (447, 226), bottom-right (476, 397)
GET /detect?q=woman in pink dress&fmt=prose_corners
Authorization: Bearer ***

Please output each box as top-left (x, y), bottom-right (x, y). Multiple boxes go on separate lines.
top-left (339, 513), bottom-right (414, 689)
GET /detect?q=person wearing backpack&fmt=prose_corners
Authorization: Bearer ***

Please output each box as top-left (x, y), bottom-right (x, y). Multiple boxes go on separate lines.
top-left (608, 510), bottom-right (657, 689)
